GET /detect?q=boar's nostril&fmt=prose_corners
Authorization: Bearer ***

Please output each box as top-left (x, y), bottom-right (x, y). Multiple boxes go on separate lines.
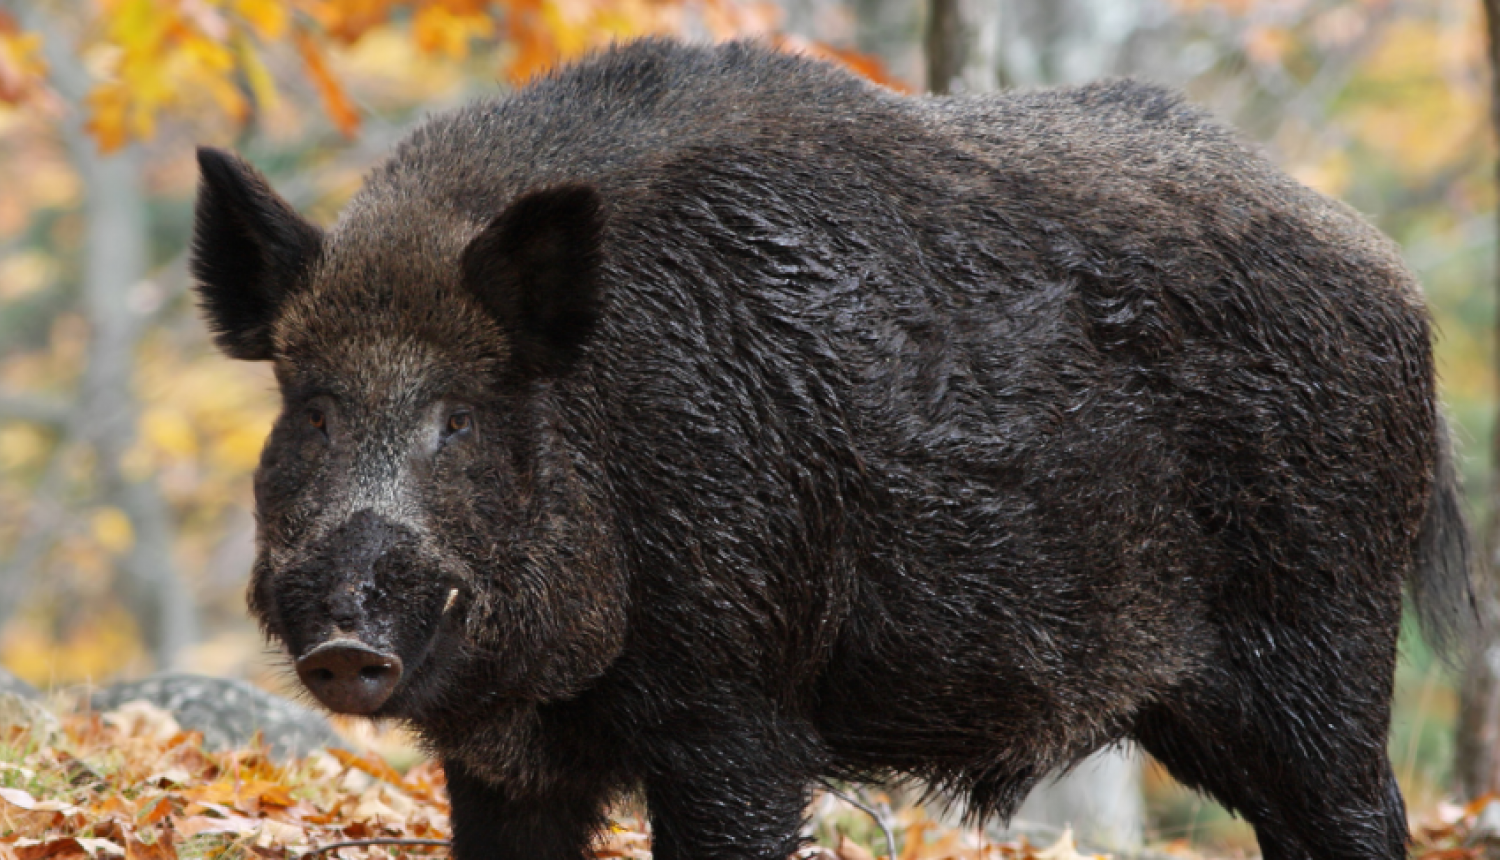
top-left (295, 640), bottom-right (403, 716)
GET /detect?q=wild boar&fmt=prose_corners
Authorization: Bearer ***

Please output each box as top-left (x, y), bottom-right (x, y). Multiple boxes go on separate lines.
top-left (191, 39), bottom-right (1471, 860)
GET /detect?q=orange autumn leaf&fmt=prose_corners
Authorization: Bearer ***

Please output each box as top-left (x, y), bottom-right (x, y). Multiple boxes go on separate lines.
top-left (0, 14), bottom-right (47, 105)
top-left (503, 6), bottom-right (557, 83)
top-left (412, 4), bottom-right (494, 58)
top-left (12, 837), bottom-right (87, 860)
top-left (122, 835), bottom-right (175, 860)
top-left (233, 0), bottom-right (289, 39)
top-left (294, 27), bottom-right (360, 137)
top-left (329, 747), bottom-right (405, 786)
top-left (82, 84), bottom-right (131, 153)
top-left (310, 0), bottom-right (398, 43)
top-left (177, 778), bottom-right (295, 811)
top-left (133, 797), bottom-right (173, 828)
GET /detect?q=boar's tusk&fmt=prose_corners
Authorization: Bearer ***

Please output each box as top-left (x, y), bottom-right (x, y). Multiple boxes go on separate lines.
top-left (442, 588), bottom-right (459, 615)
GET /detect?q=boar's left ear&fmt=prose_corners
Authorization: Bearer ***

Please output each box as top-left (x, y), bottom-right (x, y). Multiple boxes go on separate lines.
top-left (460, 183), bottom-right (606, 377)
top-left (191, 147), bottom-right (323, 362)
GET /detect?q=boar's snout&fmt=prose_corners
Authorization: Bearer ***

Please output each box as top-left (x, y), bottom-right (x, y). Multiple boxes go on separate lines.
top-left (296, 639), bottom-right (404, 715)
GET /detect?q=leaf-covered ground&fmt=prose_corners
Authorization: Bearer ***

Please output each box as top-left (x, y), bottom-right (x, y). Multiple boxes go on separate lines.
top-left (0, 701), bottom-right (1483, 860)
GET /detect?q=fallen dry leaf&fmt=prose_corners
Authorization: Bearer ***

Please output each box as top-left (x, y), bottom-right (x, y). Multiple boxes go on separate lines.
top-left (836, 832), bottom-right (877, 860)
top-left (0, 696), bottom-right (1471, 860)
top-left (12, 838), bottom-right (87, 860)
top-left (0, 788), bottom-right (38, 811)
top-left (99, 705), bottom-right (180, 747)
top-left (122, 835), bottom-right (174, 860)
top-left (172, 814), bottom-right (263, 840)
top-left (1035, 830), bottom-right (1105, 860)
top-left (328, 749), bottom-right (404, 787)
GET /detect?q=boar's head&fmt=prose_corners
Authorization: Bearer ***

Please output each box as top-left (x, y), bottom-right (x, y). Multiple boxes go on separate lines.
top-left (189, 148), bottom-right (626, 722)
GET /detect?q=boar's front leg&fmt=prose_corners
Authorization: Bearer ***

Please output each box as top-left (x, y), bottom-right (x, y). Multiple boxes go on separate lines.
top-left (443, 757), bottom-right (609, 860)
top-left (643, 727), bottom-right (819, 860)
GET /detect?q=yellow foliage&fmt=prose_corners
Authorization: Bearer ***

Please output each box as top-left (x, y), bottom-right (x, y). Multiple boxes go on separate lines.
top-left (307, 0), bottom-right (401, 43)
top-left (235, 0), bottom-right (290, 39)
top-left (84, 0), bottom-right (258, 151)
top-left (412, 5), bottom-right (493, 58)
top-left (2, 0), bottom-right (870, 150)
top-left (214, 426), bottom-right (270, 472)
top-left (234, 32), bottom-right (280, 111)
top-left (1343, 19), bottom-right (1486, 180)
top-left (1289, 149), bottom-right (1352, 199)
top-left (25, 161), bottom-right (83, 210)
top-left (0, 423), bottom-right (51, 473)
top-left (141, 407), bottom-right (200, 459)
top-left (0, 16), bottom-right (48, 105)
top-left (1, 605), bottom-right (146, 686)
top-left (91, 506), bottom-right (136, 555)
top-left (0, 249), bottom-right (57, 301)
top-left (331, 26), bottom-right (466, 106)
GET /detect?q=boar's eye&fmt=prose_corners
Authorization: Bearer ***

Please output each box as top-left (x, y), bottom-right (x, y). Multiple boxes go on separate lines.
top-left (307, 408), bottom-right (327, 433)
top-left (444, 411), bottom-right (473, 438)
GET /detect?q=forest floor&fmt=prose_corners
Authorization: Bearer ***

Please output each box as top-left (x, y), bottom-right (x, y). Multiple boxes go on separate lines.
top-left (0, 702), bottom-right (1487, 860)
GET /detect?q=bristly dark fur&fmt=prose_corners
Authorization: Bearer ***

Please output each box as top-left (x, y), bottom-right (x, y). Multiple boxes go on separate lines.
top-left (192, 39), bottom-right (1473, 860)
top-left (1412, 414), bottom-right (1475, 657)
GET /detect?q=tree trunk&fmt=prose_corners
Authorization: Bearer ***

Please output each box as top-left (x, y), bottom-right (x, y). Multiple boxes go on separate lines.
top-left (1456, 0), bottom-right (1500, 801)
top-left (14, 7), bottom-right (200, 669)
top-left (74, 143), bottom-right (199, 669)
top-left (924, 0), bottom-right (1000, 94)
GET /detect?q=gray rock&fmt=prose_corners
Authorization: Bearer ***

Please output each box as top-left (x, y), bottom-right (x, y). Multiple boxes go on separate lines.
top-left (1014, 746), bottom-right (1144, 851)
top-left (0, 665), bottom-right (40, 699)
top-left (77, 673), bottom-right (345, 760)
top-left (0, 691), bottom-right (60, 740)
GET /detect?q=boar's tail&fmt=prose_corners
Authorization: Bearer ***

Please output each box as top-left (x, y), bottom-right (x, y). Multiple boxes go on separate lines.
top-left (1408, 411), bottom-right (1477, 657)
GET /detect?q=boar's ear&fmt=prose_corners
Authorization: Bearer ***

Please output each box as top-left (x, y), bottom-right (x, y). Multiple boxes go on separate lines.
top-left (191, 147), bottom-right (323, 361)
top-left (460, 184), bottom-right (606, 377)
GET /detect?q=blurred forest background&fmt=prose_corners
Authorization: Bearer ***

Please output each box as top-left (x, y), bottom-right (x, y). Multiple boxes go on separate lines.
top-left (0, 0), bottom-right (1489, 853)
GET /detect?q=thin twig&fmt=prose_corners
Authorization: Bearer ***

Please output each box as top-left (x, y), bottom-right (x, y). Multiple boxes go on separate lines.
top-left (299, 838), bottom-right (450, 857)
top-left (821, 783), bottom-right (897, 860)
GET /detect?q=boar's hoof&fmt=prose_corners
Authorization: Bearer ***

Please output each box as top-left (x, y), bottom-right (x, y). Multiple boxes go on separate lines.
top-left (295, 640), bottom-right (403, 715)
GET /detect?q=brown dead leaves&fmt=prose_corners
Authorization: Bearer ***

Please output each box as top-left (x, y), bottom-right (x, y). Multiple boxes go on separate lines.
top-left (0, 704), bottom-right (449, 860)
top-left (1408, 792), bottom-right (1500, 860)
top-left (798, 824), bottom-right (1107, 860)
top-left (0, 699), bottom-right (1302, 860)
top-left (0, 699), bottom-right (1121, 860)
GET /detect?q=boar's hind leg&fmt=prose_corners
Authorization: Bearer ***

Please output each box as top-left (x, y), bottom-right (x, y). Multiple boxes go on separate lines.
top-left (1131, 640), bottom-right (1406, 860)
top-left (443, 757), bottom-right (611, 860)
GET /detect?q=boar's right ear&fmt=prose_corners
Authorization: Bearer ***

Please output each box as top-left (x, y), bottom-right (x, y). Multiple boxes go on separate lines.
top-left (191, 147), bottom-right (323, 361)
top-left (460, 184), bottom-right (605, 377)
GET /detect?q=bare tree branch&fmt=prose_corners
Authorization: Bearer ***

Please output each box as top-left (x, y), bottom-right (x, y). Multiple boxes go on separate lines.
top-left (925, 0), bottom-right (999, 95)
top-left (0, 395), bottom-right (72, 429)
